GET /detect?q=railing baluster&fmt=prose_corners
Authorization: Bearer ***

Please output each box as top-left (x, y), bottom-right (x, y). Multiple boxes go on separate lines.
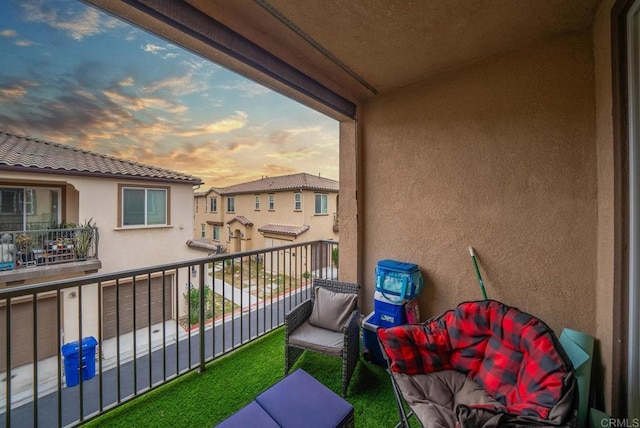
top-left (57, 289), bottom-right (62, 428)
top-left (98, 281), bottom-right (103, 414)
top-left (161, 271), bottom-right (166, 383)
top-left (78, 285), bottom-right (84, 422)
top-left (6, 296), bottom-right (11, 428)
top-left (132, 276), bottom-right (137, 394)
top-left (116, 278), bottom-right (121, 404)
top-left (147, 273), bottom-right (152, 388)
top-left (199, 263), bottom-right (205, 373)
top-left (33, 292), bottom-right (38, 427)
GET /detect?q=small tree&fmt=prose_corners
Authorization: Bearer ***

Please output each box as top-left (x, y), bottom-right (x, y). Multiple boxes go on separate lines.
top-left (184, 287), bottom-right (213, 325)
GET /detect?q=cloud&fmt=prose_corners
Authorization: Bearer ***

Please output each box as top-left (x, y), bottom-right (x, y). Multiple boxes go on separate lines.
top-left (0, 81), bottom-right (39, 100)
top-left (217, 80), bottom-right (272, 97)
top-left (119, 77), bottom-right (135, 87)
top-left (176, 111), bottom-right (248, 136)
top-left (15, 39), bottom-right (35, 46)
top-left (21, 1), bottom-right (120, 41)
top-left (143, 73), bottom-right (208, 96)
top-left (103, 89), bottom-right (188, 114)
top-left (142, 43), bottom-right (180, 60)
top-left (266, 147), bottom-right (319, 161)
top-left (143, 43), bottom-right (165, 54)
top-left (1, 29), bottom-right (17, 37)
top-left (268, 126), bottom-right (322, 145)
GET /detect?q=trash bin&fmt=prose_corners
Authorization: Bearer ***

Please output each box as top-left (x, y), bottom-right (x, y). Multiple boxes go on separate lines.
top-left (61, 336), bottom-right (98, 387)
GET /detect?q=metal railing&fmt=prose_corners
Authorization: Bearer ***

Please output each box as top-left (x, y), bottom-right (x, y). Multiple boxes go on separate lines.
top-left (0, 227), bottom-right (99, 271)
top-left (0, 239), bottom-right (338, 427)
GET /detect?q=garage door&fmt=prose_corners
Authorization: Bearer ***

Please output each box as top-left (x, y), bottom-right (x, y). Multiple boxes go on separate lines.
top-left (0, 295), bottom-right (59, 371)
top-left (102, 275), bottom-right (173, 340)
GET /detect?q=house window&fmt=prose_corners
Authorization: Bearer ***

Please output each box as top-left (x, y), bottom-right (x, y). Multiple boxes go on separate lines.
top-left (226, 196), bottom-right (235, 213)
top-left (315, 194), bottom-right (328, 214)
top-left (255, 195), bottom-right (260, 210)
top-left (268, 194), bottom-right (275, 210)
top-left (121, 186), bottom-right (168, 226)
top-left (0, 186), bottom-right (59, 230)
top-left (210, 197), bottom-right (217, 212)
top-left (213, 226), bottom-right (220, 241)
top-left (201, 224), bottom-right (206, 238)
top-left (294, 192), bottom-right (302, 211)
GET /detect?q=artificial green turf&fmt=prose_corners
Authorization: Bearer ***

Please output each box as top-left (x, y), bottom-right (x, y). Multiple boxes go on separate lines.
top-left (82, 328), bottom-right (416, 427)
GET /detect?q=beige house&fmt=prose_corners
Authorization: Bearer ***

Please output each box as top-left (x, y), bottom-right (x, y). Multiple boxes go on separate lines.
top-left (0, 131), bottom-right (202, 368)
top-left (193, 173), bottom-right (339, 253)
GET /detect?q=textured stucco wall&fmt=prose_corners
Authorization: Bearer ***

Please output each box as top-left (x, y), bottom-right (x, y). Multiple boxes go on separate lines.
top-left (359, 30), bottom-right (597, 337)
top-left (593, 0), bottom-right (616, 414)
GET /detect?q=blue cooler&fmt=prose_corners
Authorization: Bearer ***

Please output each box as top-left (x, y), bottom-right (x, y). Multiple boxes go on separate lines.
top-left (374, 259), bottom-right (424, 328)
top-left (362, 312), bottom-right (386, 366)
top-left (374, 291), bottom-right (409, 328)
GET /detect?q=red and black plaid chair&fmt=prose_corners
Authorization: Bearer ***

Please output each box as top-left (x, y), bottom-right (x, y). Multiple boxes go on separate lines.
top-left (377, 300), bottom-right (578, 427)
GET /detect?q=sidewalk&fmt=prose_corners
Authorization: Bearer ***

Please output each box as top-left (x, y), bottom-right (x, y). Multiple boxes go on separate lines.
top-left (0, 319), bottom-right (184, 412)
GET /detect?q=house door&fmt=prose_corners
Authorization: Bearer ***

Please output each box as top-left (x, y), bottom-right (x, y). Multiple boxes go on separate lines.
top-left (102, 275), bottom-right (174, 340)
top-left (627, 0), bottom-right (640, 418)
top-left (0, 295), bottom-right (59, 371)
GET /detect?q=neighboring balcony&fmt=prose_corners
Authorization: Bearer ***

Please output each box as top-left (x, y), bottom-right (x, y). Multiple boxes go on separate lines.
top-left (0, 226), bottom-right (101, 287)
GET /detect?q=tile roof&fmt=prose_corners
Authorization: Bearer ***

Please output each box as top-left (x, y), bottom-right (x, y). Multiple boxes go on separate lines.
top-left (258, 223), bottom-right (310, 237)
top-left (227, 216), bottom-right (253, 226)
top-left (0, 131), bottom-right (203, 185)
top-left (220, 172), bottom-right (338, 195)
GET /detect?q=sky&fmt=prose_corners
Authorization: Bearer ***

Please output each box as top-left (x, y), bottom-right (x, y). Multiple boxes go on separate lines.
top-left (0, 0), bottom-right (339, 188)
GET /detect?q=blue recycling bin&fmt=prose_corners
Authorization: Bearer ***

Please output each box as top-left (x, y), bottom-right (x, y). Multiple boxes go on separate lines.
top-left (61, 336), bottom-right (98, 387)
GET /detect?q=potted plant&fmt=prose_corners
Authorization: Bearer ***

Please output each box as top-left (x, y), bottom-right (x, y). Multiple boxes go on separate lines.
top-left (74, 218), bottom-right (96, 260)
top-left (15, 233), bottom-right (34, 263)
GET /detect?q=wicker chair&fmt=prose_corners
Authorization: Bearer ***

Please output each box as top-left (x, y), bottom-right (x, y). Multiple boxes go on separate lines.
top-left (284, 279), bottom-right (360, 397)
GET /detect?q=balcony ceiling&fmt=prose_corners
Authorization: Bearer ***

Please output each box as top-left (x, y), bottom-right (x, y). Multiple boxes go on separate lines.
top-left (88, 0), bottom-right (600, 113)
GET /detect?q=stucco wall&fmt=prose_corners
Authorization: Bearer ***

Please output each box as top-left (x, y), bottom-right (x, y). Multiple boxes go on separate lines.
top-left (359, 30), bottom-right (598, 337)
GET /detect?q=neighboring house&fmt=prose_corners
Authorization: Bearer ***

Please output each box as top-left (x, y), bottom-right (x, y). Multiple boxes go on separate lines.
top-left (193, 173), bottom-right (339, 253)
top-left (0, 131), bottom-right (203, 369)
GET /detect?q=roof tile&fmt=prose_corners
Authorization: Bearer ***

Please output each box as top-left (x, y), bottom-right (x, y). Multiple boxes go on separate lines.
top-left (0, 130), bottom-right (202, 184)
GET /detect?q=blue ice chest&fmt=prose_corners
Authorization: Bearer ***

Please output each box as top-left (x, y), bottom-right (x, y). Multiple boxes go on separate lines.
top-left (362, 312), bottom-right (386, 366)
top-left (61, 336), bottom-right (98, 387)
top-left (374, 295), bottom-right (408, 328)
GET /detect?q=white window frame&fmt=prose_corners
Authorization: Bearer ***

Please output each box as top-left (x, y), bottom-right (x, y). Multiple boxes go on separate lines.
top-left (294, 192), bottom-right (302, 211)
top-left (255, 195), bottom-right (260, 210)
top-left (314, 193), bottom-right (328, 215)
top-left (268, 194), bottom-right (275, 211)
top-left (120, 185), bottom-right (168, 227)
top-left (210, 197), bottom-right (218, 212)
top-left (201, 224), bottom-right (206, 238)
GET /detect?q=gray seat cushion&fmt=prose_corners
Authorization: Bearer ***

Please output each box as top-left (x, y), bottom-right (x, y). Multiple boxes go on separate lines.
top-left (288, 322), bottom-right (344, 358)
top-left (393, 369), bottom-right (503, 428)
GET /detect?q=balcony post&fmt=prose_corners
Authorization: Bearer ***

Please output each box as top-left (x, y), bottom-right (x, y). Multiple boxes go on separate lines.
top-left (198, 262), bottom-right (206, 373)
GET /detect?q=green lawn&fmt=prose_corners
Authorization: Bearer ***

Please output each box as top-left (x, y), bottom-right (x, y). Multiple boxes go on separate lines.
top-left (82, 329), bottom-right (415, 427)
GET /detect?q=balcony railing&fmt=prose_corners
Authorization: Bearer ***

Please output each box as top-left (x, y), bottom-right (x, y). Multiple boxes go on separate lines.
top-left (0, 239), bottom-right (338, 427)
top-left (0, 227), bottom-right (99, 271)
